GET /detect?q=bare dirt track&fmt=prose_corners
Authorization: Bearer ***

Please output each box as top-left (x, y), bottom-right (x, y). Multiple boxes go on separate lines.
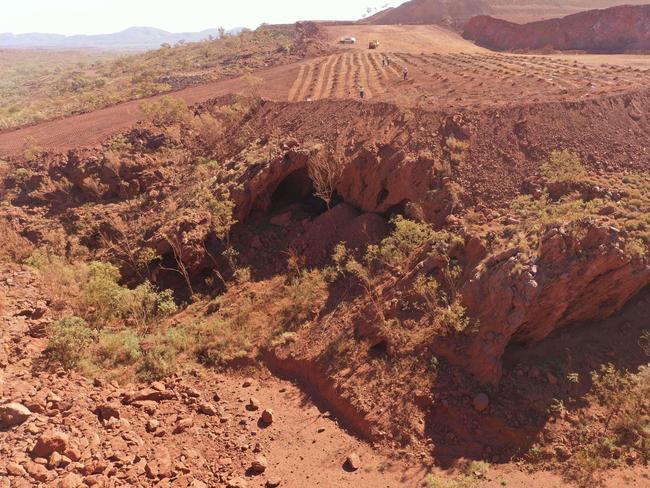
top-left (322, 24), bottom-right (487, 54)
top-left (3, 24), bottom-right (650, 156)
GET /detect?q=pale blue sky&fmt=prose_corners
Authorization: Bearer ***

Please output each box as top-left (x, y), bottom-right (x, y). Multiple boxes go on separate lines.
top-left (2, 0), bottom-right (402, 35)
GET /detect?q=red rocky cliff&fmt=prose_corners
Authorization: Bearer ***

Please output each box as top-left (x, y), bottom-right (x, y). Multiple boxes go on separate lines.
top-left (463, 4), bottom-right (650, 53)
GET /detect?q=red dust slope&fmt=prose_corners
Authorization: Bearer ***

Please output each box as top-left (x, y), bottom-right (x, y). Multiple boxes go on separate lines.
top-left (364, 0), bottom-right (491, 25)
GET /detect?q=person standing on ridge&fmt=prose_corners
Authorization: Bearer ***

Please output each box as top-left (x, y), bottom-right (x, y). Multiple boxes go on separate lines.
top-left (360, 87), bottom-right (365, 99)
top-left (403, 67), bottom-right (409, 80)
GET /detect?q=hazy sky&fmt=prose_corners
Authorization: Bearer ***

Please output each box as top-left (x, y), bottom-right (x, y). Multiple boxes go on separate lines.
top-left (2, 0), bottom-right (402, 35)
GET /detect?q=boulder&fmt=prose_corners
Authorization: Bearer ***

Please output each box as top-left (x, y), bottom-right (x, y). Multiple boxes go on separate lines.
top-left (95, 402), bottom-right (120, 422)
top-left (5, 462), bottom-right (27, 476)
top-left (344, 452), bottom-right (361, 471)
top-left (473, 393), bottom-right (489, 413)
top-left (261, 409), bottom-right (274, 425)
top-left (123, 388), bottom-right (175, 404)
top-left (247, 397), bottom-right (261, 412)
top-left (24, 461), bottom-right (50, 482)
top-left (227, 477), bottom-right (248, 488)
top-left (145, 446), bottom-right (172, 479)
top-left (31, 431), bottom-right (70, 458)
top-left (198, 402), bottom-right (218, 416)
top-left (58, 473), bottom-right (83, 488)
top-left (0, 402), bottom-right (31, 427)
top-left (250, 455), bottom-right (268, 474)
top-left (173, 416), bottom-right (194, 434)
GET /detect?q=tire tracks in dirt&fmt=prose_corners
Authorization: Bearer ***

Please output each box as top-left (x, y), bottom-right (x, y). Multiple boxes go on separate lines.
top-left (360, 53), bottom-right (380, 98)
top-left (295, 61), bottom-right (315, 102)
top-left (317, 55), bottom-right (338, 100)
top-left (288, 63), bottom-right (308, 102)
top-left (327, 54), bottom-right (345, 99)
top-left (354, 53), bottom-right (372, 99)
top-left (310, 58), bottom-right (329, 101)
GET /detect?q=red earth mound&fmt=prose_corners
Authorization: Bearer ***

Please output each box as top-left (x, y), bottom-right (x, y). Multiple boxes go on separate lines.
top-left (464, 4), bottom-right (650, 53)
top-left (364, 0), bottom-right (490, 26)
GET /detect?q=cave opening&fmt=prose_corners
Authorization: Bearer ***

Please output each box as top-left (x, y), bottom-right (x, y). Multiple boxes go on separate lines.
top-left (369, 339), bottom-right (388, 358)
top-left (269, 168), bottom-right (328, 215)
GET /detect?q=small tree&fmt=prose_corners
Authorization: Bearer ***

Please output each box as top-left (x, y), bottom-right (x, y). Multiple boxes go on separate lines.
top-left (161, 233), bottom-right (194, 297)
top-left (307, 149), bottom-right (343, 209)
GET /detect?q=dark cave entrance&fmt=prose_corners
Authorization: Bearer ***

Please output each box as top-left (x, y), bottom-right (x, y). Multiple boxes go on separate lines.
top-left (269, 168), bottom-right (329, 215)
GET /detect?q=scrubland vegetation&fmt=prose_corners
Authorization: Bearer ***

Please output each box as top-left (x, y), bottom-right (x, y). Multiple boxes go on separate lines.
top-left (0, 25), bottom-right (302, 129)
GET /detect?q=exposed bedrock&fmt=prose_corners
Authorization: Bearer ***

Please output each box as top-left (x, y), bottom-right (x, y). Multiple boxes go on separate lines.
top-left (464, 5), bottom-right (650, 53)
top-left (462, 223), bottom-right (650, 384)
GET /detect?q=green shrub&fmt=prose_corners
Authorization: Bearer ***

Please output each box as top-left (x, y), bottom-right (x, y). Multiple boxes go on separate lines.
top-left (162, 326), bottom-right (193, 352)
top-left (366, 216), bottom-right (438, 267)
top-left (46, 316), bottom-right (97, 368)
top-left (80, 261), bottom-right (124, 326)
top-left (138, 344), bottom-right (178, 381)
top-left (438, 302), bottom-right (472, 335)
top-left (195, 318), bottom-right (252, 366)
top-left (96, 329), bottom-right (141, 367)
top-left (271, 331), bottom-right (298, 347)
top-left (136, 326), bottom-right (192, 380)
top-left (13, 167), bottom-right (31, 184)
top-left (446, 136), bottom-right (470, 164)
top-left (541, 150), bottom-right (587, 184)
top-left (366, 216), bottom-right (463, 269)
top-left (197, 186), bottom-right (237, 241)
top-left (278, 269), bottom-right (328, 331)
top-left (141, 96), bottom-right (189, 127)
top-left (118, 281), bottom-right (177, 330)
top-left (28, 256), bottom-right (177, 329)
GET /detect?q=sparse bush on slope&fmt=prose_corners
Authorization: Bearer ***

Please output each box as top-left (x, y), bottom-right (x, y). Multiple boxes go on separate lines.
top-left (141, 96), bottom-right (189, 127)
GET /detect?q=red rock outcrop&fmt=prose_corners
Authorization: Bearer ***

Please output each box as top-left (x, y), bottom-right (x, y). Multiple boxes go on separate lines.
top-left (463, 4), bottom-right (650, 53)
top-left (461, 222), bottom-right (650, 383)
top-left (363, 1), bottom-right (650, 26)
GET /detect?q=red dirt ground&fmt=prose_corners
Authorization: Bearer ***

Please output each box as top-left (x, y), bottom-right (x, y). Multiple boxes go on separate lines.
top-left (3, 25), bottom-right (650, 157)
top-left (3, 21), bottom-right (650, 486)
top-left (0, 263), bottom-right (426, 487)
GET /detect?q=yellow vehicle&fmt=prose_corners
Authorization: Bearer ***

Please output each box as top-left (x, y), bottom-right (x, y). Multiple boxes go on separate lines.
top-left (369, 40), bottom-right (380, 49)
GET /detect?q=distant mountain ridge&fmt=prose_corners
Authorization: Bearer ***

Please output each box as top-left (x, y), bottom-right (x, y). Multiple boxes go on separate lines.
top-left (0, 26), bottom-right (245, 50)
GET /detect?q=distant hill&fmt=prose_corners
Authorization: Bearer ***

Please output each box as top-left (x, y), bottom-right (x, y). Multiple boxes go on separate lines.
top-left (463, 4), bottom-right (650, 52)
top-left (0, 26), bottom-right (245, 51)
top-left (363, 0), bottom-right (490, 25)
top-left (363, 0), bottom-right (650, 26)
